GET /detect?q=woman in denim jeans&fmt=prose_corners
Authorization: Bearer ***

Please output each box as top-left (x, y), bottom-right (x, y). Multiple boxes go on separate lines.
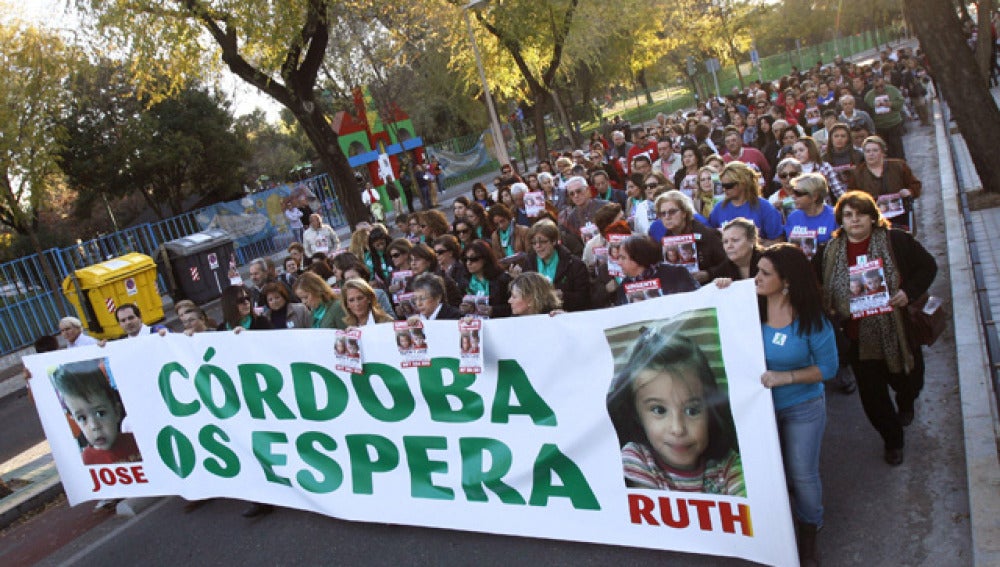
top-left (717, 242), bottom-right (838, 566)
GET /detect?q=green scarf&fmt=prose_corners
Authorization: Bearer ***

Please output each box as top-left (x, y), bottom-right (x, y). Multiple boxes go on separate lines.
top-left (537, 250), bottom-right (559, 281)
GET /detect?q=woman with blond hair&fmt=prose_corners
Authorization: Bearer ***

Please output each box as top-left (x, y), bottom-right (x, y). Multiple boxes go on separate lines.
top-left (293, 271), bottom-right (347, 329)
top-left (709, 161), bottom-right (784, 244)
top-left (341, 278), bottom-right (395, 327)
top-left (508, 272), bottom-right (563, 316)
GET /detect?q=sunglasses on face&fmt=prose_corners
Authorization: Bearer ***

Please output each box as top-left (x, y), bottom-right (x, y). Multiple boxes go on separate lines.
top-left (720, 181), bottom-right (739, 189)
top-left (779, 172), bottom-right (799, 179)
top-left (463, 256), bottom-right (483, 263)
top-left (792, 189), bottom-right (811, 197)
top-left (390, 252), bottom-right (403, 259)
top-left (645, 183), bottom-right (660, 189)
top-left (434, 248), bottom-right (449, 255)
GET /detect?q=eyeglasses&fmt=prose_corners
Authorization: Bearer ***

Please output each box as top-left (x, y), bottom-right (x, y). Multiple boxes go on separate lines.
top-left (567, 189), bottom-right (586, 196)
top-left (433, 248), bottom-right (448, 255)
top-left (455, 228), bottom-right (471, 235)
top-left (792, 189), bottom-right (811, 197)
top-left (778, 171), bottom-right (800, 179)
top-left (720, 181), bottom-right (739, 189)
top-left (390, 252), bottom-right (403, 259)
top-left (658, 208), bottom-right (681, 218)
top-left (530, 239), bottom-right (551, 246)
top-left (463, 256), bottom-right (483, 263)
top-left (645, 182), bottom-right (660, 189)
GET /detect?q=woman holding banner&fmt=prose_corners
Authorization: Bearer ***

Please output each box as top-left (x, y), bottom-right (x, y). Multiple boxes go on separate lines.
top-left (819, 191), bottom-right (936, 467)
top-left (293, 272), bottom-right (347, 330)
top-left (750, 243), bottom-right (838, 567)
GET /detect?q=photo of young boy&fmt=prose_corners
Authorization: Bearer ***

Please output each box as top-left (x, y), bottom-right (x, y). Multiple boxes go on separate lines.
top-left (50, 359), bottom-right (142, 465)
top-left (605, 310), bottom-right (744, 496)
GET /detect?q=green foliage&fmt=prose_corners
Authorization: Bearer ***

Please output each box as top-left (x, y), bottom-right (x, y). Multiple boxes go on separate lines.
top-left (0, 14), bottom-right (73, 234)
top-left (60, 61), bottom-right (249, 219)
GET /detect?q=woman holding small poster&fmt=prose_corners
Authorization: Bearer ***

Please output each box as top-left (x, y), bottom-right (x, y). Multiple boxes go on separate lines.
top-left (648, 191), bottom-right (726, 284)
top-left (784, 173), bottom-right (837, 259)
top-left (460, 240), bottom-right (512, 318)
top-left (614, 235), bottom-right (698, 306)
top-left (819, 191), bottom-right (936, 466)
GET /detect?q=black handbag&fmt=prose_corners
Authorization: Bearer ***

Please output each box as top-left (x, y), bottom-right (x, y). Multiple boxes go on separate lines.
top-left (907, 294), bottom-right (949, 346)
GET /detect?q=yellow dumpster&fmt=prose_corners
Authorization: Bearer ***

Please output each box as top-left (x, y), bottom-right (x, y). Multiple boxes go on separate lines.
top-left (62, 253), bottom-right (164, 340)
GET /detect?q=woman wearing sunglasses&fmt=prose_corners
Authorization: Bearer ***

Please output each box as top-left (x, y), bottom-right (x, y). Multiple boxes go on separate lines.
top-left (647, 191), bottom-right (726, 285)
top-left (431, 234), bottom-right (469, 293)
top-left (217, 285), bottom-right (272, 332)
top-left (768, 157), bottom-right (804, 219)
top-left (460, 240), bottom-right (512, 318)
top-left (784, 173), bottom-right (837, 250)
top-left (709, 161), bottom-right (785, 245)
top-left (634, 171), bottom-right (671, 237)
top-left (407, 243), bottom-right (463, 308)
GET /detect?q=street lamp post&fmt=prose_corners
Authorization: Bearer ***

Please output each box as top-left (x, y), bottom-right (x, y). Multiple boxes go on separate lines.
top-left (463, 0), bottom-right (510, 168)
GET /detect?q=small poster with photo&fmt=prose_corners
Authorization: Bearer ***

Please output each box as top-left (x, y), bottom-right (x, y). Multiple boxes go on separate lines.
top-left (394, 320), bottom-right (430, 368)
top-left (460, 294), bottom-right (491, 319)
top-left (873, 94), bottom-right (892, 114)
top-left (458, 319), bottom-right (484, 374)
top-left (580, 222), bottom-right (599, 243)
top-left (805, 106), bottom-right (822, 126)
top-left (877, 193), bottom-right (905, 219)
top-left (607, 234), bottom-right (627, 277)
top-left (788, 228), bottom-right (818, 259)
top-left (524, 191), bottom-right (546, 217)
top-left (849, 258), bottom-right (893, 319)
top-left (395, 292), bottom-right (418, 319)
top-left (391, 270), bottom-right (413, 301)
top-left (679, 174), bottom-right (698, 199)
top-left (661, 234), bottom-right (699, 273)
top-left (334, 329), bottom-right (363, 374)
top-left (623, 279), bottom-right (662, 304)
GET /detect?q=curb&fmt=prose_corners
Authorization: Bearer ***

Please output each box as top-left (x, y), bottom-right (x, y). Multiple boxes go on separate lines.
top-left (0, 478), bottom-right (64, 531)
top-left (934, 96), bottom-right (1000, 567)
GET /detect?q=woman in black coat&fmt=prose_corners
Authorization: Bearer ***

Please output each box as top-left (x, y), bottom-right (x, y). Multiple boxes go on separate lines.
top-left (515, 219), bottom-right (592, 312)
top-left (459, 240), bottom-right (512, 318)
top-left (614, 235), bottom-right (699, 306)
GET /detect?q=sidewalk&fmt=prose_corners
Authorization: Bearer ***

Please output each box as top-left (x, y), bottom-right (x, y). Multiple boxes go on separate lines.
top-left (935, 93), bottom-right (1000, 566)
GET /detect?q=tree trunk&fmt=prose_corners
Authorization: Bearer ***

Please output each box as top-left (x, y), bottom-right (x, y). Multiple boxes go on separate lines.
top-left (637, 69), bottom-right (654, 105)
top-left (533, 97), bottom-right (548, 161)
top-left (291, 104), bottom-right (366, 229)
top-left (977, 0), bottom-right (995, 86)
top-left (906, 0), bottom-right (1000, 193)
top-left (550, 89), bottom-right (578, 149)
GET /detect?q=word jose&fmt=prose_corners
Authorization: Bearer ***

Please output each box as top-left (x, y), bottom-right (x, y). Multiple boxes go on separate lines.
top-left (89, 464), bottom-right (148, 492)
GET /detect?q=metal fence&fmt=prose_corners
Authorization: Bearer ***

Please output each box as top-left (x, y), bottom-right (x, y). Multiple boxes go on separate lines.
top-left (0, 172), bottom-right (346, 356)
top-left (942, 101), bottom-right (1000, 426)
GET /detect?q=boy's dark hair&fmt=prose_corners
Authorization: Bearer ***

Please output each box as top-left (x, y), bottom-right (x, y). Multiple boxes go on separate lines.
top-left (51, 360), bottom-right (119, 411)
top-left (606, 329), bottom-right (737, 462)
top-left (34, 334), bottom-right (59, 353)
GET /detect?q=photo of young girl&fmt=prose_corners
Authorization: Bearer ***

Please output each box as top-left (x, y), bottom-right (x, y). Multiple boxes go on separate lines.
top-left (50, 358), bottom-right (143, 465)
top-left (605, 315), bottom-right (744, 496)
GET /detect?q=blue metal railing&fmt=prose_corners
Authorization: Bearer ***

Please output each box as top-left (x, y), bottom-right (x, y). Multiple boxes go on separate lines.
top-left (941, 101), bottom-right (1000, 419)
top-left (0, 172), bottom-right (346, 356)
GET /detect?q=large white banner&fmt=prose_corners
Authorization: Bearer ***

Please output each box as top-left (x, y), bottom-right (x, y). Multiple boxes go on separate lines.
top-left (24, 281), bottom-right (797, 566)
